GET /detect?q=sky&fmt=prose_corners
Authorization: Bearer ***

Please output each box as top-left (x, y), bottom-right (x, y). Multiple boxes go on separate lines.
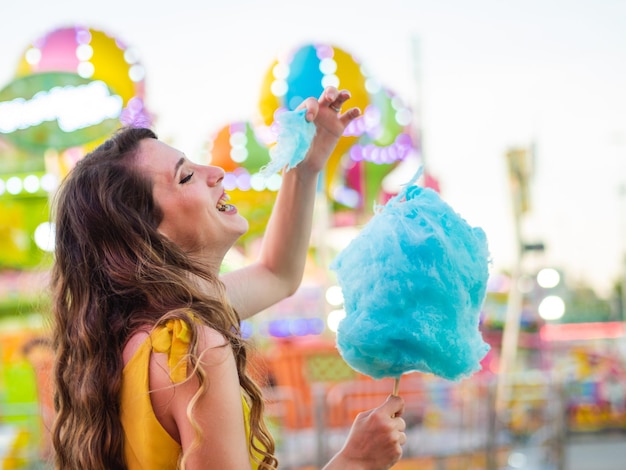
top-left (1, 0), bottom-right (625, 297)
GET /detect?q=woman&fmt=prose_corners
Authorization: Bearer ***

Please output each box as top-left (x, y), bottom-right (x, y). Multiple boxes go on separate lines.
top-left (51, 86), bottom-right (406, 469)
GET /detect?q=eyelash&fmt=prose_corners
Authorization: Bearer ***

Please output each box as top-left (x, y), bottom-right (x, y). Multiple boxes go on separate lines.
top-left (179, 172), bottom-right (194, 184)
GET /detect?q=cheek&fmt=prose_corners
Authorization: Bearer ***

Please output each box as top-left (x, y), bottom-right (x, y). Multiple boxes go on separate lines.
top-left (157, 216), bottom-right (204, 249)
top-left (156, 200), bottom-right (196, 241)
top-left (162, 200), bottom-right (220, 245)
top-left (160, 192), bottom-right (204, 222)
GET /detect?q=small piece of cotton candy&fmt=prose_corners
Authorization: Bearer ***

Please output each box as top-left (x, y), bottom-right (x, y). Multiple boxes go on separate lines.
top-left (260, 109), bottom-right (316, 177)
top-left (330, 183), bottom-right (491, 381)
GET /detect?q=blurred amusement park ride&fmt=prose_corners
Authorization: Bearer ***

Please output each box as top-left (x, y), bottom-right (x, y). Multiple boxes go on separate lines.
top-left (0, 26), bottom-right (422, 267)
top-left (1, 25), bottom-right (625, 469)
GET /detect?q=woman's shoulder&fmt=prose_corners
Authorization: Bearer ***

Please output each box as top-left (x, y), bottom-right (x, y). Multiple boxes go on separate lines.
top-left (196, 323), bottom-right (230, 349)
top-left (122, 329), bottom-right (150, 367)
top-left (122, 315), bottom-right (233, 381)
top-left (151, 317), bottom-right (232, 378)
top-left (167, 313), bottom-right (231, 351)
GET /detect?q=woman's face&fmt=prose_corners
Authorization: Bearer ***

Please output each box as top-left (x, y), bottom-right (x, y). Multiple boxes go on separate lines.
top-left (134, 138), bottom-right (249, 257)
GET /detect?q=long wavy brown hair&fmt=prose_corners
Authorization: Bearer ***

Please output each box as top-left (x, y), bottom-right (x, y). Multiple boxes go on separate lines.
top-left (50, 127), bottom-right (277, 469)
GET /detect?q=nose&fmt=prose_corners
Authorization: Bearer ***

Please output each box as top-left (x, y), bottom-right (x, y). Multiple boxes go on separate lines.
top-left (207, 165), bottom-right (225, 186)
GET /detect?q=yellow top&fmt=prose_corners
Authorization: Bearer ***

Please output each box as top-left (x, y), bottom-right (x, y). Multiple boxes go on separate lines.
top-left (120, 318), bottom-right (262, 469)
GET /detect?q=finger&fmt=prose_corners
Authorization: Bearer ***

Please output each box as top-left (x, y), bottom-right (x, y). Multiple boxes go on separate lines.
top-left (396, 416), bottom-right (406, 432)
top-left (338, 106), bottom-right (361, 124)
top-left (330, 90), bottom-right (352, 111)
top-left (319, 86), bottom-right (339, 107)
top-left (380, 394), bottom-right (405, 417)
top-left (394, 443), bottom-right (404, 462)
top-left (327, 90), bottom-right (352, 114)
top-left (296, 97), bottom-right (319, 121)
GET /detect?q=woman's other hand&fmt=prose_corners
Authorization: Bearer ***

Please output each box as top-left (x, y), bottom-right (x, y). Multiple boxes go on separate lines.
top-left (324, 394), bottom-right (407, 470)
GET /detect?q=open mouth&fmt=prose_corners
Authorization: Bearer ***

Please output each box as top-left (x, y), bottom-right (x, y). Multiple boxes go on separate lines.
top-left (216, 193), bottom-right (235, 212)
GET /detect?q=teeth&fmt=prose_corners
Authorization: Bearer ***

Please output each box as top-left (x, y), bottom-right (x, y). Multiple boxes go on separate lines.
top-left (216, 193), bottom-right (231, 211)
top-left (217, 203), bottom-right (234, 212)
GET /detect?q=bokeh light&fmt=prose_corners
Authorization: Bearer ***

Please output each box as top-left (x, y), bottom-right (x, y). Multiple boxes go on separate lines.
top-left (327, 309), bottom-right (346, 333)
top-left (537, 268), bottom-right (561, 289)
top-left (538, 295), bottom-right (565, 321)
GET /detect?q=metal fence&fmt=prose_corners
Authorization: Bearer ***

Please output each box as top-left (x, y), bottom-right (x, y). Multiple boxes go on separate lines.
top-left (267, 373), bottom-right (569, 470)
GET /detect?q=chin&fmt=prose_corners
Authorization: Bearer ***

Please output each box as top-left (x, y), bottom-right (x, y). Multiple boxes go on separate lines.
top-left (234, 215), bottom-right (250, 237)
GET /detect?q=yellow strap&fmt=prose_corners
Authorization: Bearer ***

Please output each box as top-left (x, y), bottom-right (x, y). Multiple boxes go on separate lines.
top-left (151, 318), bottom-right (192, 383)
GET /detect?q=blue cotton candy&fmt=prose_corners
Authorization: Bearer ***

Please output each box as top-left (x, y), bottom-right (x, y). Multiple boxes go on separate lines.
top-left (330, 178), bottom-right (491, 381)
top-left (260, 109), bottom-right (316, 176)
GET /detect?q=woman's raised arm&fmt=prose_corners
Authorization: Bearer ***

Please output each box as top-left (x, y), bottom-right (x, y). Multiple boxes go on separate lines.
top-left (222, 86), bottom-right (360, 319)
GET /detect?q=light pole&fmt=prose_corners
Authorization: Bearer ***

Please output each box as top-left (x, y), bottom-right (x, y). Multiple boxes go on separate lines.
top-left (618, 182), bottom-right (626, 365)
top-left (497, 147), bottom-right (532, 411)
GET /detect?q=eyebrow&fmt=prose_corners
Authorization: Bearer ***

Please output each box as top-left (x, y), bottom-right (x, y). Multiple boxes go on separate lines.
top-left (174, 157), bottom-right (185, 177)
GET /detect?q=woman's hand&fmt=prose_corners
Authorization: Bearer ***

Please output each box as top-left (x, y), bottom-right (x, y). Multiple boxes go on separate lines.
top-left (296, 86), bottom-right (361, 174)
top-left (324, 395), bottom-right (407, 470)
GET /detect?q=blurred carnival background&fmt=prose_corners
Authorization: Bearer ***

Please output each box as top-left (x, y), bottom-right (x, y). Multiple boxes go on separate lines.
top-left (1, 1), bottom-right (625, 468)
